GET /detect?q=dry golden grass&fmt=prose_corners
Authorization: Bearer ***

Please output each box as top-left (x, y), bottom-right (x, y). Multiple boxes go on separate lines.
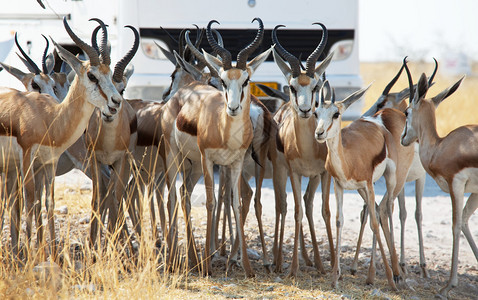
top-left (1, 62), bottom-right (477, 299)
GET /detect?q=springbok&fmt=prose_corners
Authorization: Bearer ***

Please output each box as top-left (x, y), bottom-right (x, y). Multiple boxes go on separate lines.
top-left (85, 19), bottom-right (138, 246)
top-left (161, 18), bottom-right (271, 276)
top-left (315, 79), bottom-right (411, 290)
top-left (353, 59), bottom-right (437, 278)
top-left (0, 17), bottom-right (122, 258)
top-left (269, 23), bottom-right (334, 277)
top-left (401, 60), bottom-right (476, 299)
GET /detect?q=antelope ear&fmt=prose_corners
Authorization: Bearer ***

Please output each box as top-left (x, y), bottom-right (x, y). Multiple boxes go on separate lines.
top-left (412, 73), bottom-right (429, 105)
top-left (0, 61), bottom-right (27, 81)
top-left (45, 52), bottom-right (55, 74)
top-left (256, 83), bottom-right (289, 102)
top-left (155, 42), bottom-right (176, 65)
top-left (431, 76), bottom-right (465, 107)
top-left (203, 49), bottom-right (222, 74)
top-left (247, 46), bottom-right (272, 74)
top-left (52, 38), bottom-right (82, 74)
top-left (272, 47), bottom-right (292, 81)
top-left (314, 51), bottom-right (334, 77)
top-left (124, 64), bottom-right (134, 81)
top-left (340, 83), bottom-right (371, 110)
top-left (173, 50), bottom-right (202, 80)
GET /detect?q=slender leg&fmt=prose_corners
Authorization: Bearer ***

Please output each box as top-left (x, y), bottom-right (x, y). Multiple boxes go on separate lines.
top-left (414, 176), bottom-right (429, 277)
top-left (89, 159), bottom-right (102, 247)
top-left (44, 163), bottom-right (58, 260)
top-left (321, 172), bottom-right (334, 268)
top-left (351, 203), bottom-right (368, 275)
top-left (398, 188), bottom-right (408, 274)
top-left (367, 183), bottom-right (397, 291)
top-left (288, 171), bottom-right (303, 278)
top-left (331, 182), bottom-right (344, 289)
top-left (461, 193), bottom-right (478, 261)
top-left (272, 161), bottom-right (287, 273)
top-left (438, 182), bottom-right (464, 298)
top-left (228, 159), bottom-right (254, 277)
top-left (303, 175), bottom-right (325, 273)
top-left (215, 167), bottom-right (227, 254)
top-left (202, 155), bottom-right (215, 276)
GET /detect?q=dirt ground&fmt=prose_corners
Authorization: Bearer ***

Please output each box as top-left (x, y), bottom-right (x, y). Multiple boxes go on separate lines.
top-left (3, 169), bottom-right (470, 299)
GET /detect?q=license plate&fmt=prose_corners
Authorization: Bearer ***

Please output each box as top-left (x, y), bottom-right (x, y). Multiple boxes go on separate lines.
top-left (250, 82), bottom-right (280, 97)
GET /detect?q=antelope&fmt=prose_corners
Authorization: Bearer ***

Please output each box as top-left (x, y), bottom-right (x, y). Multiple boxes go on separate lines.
top-left (352, 59), bottom-right (438, 278)
top-left (161, 18), bottom-right (271, 276)
top-left (269, 23), bottom-right (334, 277)
top-left (85, 19), bottom-right (138, 246)
top-left (315, 77), bottom-right (415, 289)
top-left (181, 28), bottom-right (277, 270)
top-left (401, 60), bottom-right (476, 299)
top-left (0, 17), bottom-right (122, 258)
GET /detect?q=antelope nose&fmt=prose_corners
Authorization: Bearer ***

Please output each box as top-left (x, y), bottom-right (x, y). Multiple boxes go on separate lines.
top-left (109, 106), bottom-right (117, 114)
top-left (315, 129), bottom-right (324, 139)
top-left (299, 107), bottom-right (311, 114)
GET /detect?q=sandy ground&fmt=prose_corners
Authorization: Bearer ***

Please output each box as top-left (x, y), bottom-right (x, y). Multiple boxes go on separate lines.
top-left (50, 168), bottom-right (478, 299)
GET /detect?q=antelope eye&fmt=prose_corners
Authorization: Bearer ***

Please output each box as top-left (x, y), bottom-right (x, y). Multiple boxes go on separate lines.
top-left (242, 77), bottom-right (250, 88)
top-left (87, 72), bottom-right (98, 83)
top-left (31, 81), bottom-right (40, 91)
top-left (377, 102), bottom-right (385, 109)
top-left (221, 79), bottom-right (226, 88)
top-left (404, 110), bottom-right (408, 117)
top-left (333, 112), bottom-right (340, 119)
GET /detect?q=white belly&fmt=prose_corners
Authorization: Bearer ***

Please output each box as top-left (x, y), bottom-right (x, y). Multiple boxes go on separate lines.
top-left (288, 157), bottom-right (325, 178)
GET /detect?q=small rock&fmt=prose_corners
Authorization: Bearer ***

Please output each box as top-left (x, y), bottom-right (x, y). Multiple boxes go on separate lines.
top-left (79, 216), bottom-right (90, 224)
top-left (56, 205), bottom-right (68, 214)
top-left (282, 262), bottom-right (289, 270)
top-left (370, 289), bottom-right (382, 297)
top-left (265, 286), bottom-right (274, 292)
top-left (25, 288), bottom-right (34, 297)
top-left (224, 283), bottom-right (237, 288)
top-left (72, 284), bottom-right (96, 293)
top-left (225, 294), bottom-right (243, 299)
top-left (246, 248), bottom-right (261, 261)
top-left (211, 286), bottom-right (222, 292)
top-left (273, 276), bottom-right (283, 283)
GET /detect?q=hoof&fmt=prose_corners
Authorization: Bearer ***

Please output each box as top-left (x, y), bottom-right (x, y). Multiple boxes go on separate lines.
top-left (350, 268), bottom-right (357, 276)
top-left (393, 275), bottom-right (401, 284)
top-left (263, 263), bottom-right (273, 273)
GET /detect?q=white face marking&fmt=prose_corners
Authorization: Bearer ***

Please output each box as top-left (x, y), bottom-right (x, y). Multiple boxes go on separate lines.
top-left (315, 102), bottom-right (341, 142)
top-left (221, 69), bottom-right (249, 117)
top-left (31, 75), bottom-right (57, 100)
top-left (289, 76), bottom-right (319, 119)
top-left (84, 65), bottom-right (123, 120)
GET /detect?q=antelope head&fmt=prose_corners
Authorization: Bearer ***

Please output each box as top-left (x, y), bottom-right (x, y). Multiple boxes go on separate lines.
top-left (52, 17), bottom-right (122, 119)
top-left (272, 23), bottom-right (333, 119)
top-left (315, 80), bottom-right (370, 143)
top-left (158, 27), bottom-right (206, 101)
top-left (111, 25), bottom-right (139, 95)
top-left (203, 18), bottom-right (272, 117)
top-left (401, 58), bottom-right (464, 146)
top-left (0, 33), bottom-right (69, 100)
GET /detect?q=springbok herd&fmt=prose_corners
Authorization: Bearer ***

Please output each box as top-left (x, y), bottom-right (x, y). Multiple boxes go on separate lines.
top-left (0, 17), bottom-right (477, 299)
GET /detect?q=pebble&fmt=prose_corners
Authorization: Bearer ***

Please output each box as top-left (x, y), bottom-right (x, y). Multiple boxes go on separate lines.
top-left (265, 286), bottom-right (274, 292)
top-left (341, 294), bottom-right (352, 299)
top-left (79, 216), bottom-right (90, 224)
top-left (211, 286), bottom-right (222, 292)
top-left (246, 248), bottom-right (261, 261)
top-left (56, 205), bottom-right (68, 214)
top-left (273, 276), bottom-right (283, 283)
top-left (72, 284), bottom-right (96, 293)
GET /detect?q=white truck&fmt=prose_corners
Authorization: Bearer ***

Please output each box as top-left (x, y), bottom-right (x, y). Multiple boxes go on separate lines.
top-left (0, 0), bottom-right (363, 119)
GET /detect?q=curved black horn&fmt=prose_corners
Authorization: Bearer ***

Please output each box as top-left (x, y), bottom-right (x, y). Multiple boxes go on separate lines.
top-left (403, 56), bottom-right (414, 103)
top-left (382, 63), bottom-right (405, 96)
top-left (91, 25), bottom-right (102, 55)
top-left (185, 30), bottom-right (219, 78)
top-left (428, 57), bottom-right (438, 86)
top-left (40, 34), bottom-right (49, 74)
top-left (206, 20), bottom-right (232, 70)
top-left (236, 17), bottom-right (264, 69)
top-left (272, 25), bottom-right (300, 77)
top-left (305, 22), bottom-right (328, 77)
top-left (89, 18), bottom-right (110, 66)
top-left (15, 32), bottom-right (41, 74)
top-left (63, 17), bottom-right (100, 66)
top-left (113, 25), bottom-right (140, 83)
